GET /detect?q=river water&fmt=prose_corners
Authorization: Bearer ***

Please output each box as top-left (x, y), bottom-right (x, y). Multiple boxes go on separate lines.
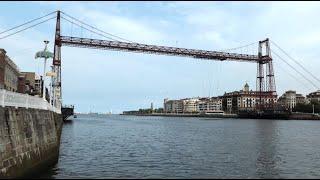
top-left (38, 114), bottom-right (320, 179)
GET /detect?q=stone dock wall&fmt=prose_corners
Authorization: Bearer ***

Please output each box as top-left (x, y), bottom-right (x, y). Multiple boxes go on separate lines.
top-left (0, 107), bottom-right (63, 178)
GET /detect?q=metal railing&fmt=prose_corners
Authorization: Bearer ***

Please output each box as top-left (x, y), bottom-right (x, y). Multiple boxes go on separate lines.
top-left (0, 89), bottom-right (61, 114)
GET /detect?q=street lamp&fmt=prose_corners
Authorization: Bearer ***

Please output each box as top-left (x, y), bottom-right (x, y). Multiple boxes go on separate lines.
top-left (42, 40), bottom-right (49, 100)
top-left (313, 104), bottom-right (315, 114)
top-left (35, 40), bottom-right (54, 100)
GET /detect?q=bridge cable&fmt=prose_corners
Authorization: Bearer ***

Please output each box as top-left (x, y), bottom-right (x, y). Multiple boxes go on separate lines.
top-left (61, 11), bottom-right (134, 43)
top-left (271, 50), bottom-right (319, 90)
top-left (218, 42), bottom-right (257, 54)
top-left (0, 11), bottom-right (57, 35)
top-left (274, 61), bottom-right (313, 92)
top-left (60, 11), bottom-right (135, 43)
top-left (0, 16), bottom-right (56, 40)
top-left (271, 41), bottom-right (320, 85)
top-left (61, 16), bottom-right (119, 41)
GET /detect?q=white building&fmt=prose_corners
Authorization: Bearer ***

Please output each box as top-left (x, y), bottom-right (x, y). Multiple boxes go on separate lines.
top-left (183, 98), bottom-right (199, 113)
top-left (199, 97), bottom-right (223, 113)
top-left (164, 97), bottom-right (222, 114)
top-left (277, 90), bottom-right (305, 111)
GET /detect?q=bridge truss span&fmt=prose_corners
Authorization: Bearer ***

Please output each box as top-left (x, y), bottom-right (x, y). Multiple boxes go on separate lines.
top-left (60, 36), bottom-right (267, 63)
top-left (52, 10), bottom-right (276, 111)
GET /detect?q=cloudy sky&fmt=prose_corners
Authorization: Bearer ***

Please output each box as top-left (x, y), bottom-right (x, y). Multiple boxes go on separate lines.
top-left (0, 1), bottom-right (320, 113)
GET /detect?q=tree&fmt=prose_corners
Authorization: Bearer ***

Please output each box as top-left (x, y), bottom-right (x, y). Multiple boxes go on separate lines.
top-left (293, 101), bottom-right (320, 113)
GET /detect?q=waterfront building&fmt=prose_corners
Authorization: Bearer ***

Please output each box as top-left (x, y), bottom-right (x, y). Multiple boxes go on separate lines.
top-left (0, 49), bottom-right (44, 96)
top-left (164, 83), bottom-right (278, 114)
top-left (164, 98), bottom-right (184, 113)
top-left (0, 49), bottom-right (20, 92)
top-left (164, 97), bottom-right (223, 114)
top-left (198, 98), bottom-right (209, 112)
top-left (296, 93), bottom-right (306, 104)
top-left (306, 90), bottom-right (320, 103)
top-left (182, 98), bottom-right (199, 113)
top-left (277, 90), bottom-right (306, 111)
top-left (164, 98), bottom-right (200, 114)
top-left (197, 97), bottom-right (222, 113)
top-left (277, 90), bottom-right (296, 111)
top-left (221, 83), bottom-right (277, 114)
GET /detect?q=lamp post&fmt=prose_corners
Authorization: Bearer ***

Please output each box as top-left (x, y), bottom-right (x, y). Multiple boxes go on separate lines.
top-left (35, 40), bottom-right (54, 101)
top-left (42, 40), bottom-right (49, 100)
top-left (313, 104), bottom-right (315, 114)
top-left (50, 65), bottom-right (54, 105)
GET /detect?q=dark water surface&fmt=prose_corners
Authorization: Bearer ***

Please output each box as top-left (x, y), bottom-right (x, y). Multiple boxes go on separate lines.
top-left (38, 114), bottom-right (320, 178)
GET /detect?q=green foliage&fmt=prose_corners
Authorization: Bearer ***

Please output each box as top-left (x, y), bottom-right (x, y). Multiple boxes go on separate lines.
top-left (293, 101), bottom-right (320, 113)
top-left (138, 108), bottom-right (152, 114)
top-left (154, 108), bottom-right (164, 113)
top-left (123, 108), bottom-right (164, 115)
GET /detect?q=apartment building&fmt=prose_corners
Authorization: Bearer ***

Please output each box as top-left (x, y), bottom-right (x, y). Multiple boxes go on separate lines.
top-left (221, 83), bottom-right (277, 113)
top-left (198, 97), bottom-right (222, 113)
top-left (164, 97), bottom-right (222, 114)
top-left (277, 90), bottom-right (307, 111)
top-left (164, 83), bottom-right (278, 114)
top-left (183, 98), bottom-right (199, 113)
top-left (306, 90), bottom-right (320, 103)
top-left (164, 98), bottom-right (184, 113)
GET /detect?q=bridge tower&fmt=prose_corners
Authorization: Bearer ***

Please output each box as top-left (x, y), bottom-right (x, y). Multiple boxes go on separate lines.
top-left (53, 10), bottom-right (62, 107)
top-left (257, 38), bottom-right (276, 111)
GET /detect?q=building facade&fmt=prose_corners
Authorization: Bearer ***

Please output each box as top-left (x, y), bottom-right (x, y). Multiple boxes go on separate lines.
top-left (34, 74), bottom-right (42, 96)
top-left (277, 90), bottom-right (306, 111)
top-left (296, 93), bottom-right (306, 104)
top-left (306, 90), bottom-right (320, 103)
top-left (0, 49), bottom-right (20, 92)
top-left (164, 98), bottom-right (184, 113)
top-left (17, 75), bottom-right (26, 93)
top-left (221, 83), bottom-right (277, 114)
top-left (164, 97), bottom-right (223, 114)
top-left (164, 83), bottom-right (279, 114)
top-left (183, 98), bottom-right (199, 113)
top-left (197, 97), bottom-right (223, 113)
top-left (21, 72), bottom-right (36, 95)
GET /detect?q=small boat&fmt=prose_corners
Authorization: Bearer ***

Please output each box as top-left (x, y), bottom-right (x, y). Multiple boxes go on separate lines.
top-left (73, 114), bottom-right (77, 118)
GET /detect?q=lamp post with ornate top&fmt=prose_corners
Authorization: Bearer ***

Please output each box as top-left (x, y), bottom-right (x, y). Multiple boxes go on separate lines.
top-left (35, 40), bottom-right (54, 100)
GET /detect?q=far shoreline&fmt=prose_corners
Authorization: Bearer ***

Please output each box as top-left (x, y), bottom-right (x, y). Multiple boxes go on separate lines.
top-left (120, 112), bottom-right (320, 120)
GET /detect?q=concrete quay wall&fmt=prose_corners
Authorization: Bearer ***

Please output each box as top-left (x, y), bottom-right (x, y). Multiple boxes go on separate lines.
top-left (0, 107), bottom-right (62, 178)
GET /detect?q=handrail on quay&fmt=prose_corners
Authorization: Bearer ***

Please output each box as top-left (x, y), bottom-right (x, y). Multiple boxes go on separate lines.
top-left (0, 89), bottom-right (61, 114)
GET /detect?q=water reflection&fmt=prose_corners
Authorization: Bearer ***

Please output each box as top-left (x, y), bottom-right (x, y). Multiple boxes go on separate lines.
top-left (254, 120), bottom-right (281, 178)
